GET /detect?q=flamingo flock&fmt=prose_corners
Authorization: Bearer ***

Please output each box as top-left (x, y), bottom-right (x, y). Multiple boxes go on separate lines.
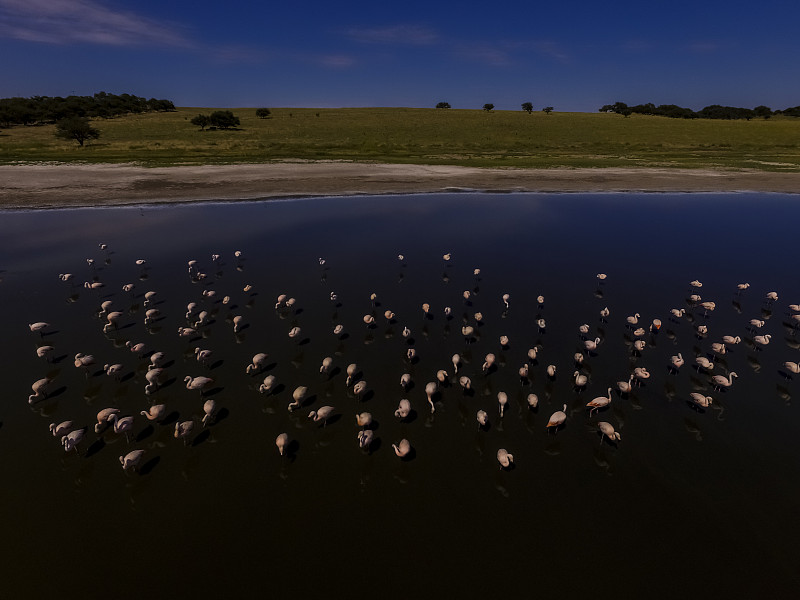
top-left (23, 243), bottom-right (800, 479)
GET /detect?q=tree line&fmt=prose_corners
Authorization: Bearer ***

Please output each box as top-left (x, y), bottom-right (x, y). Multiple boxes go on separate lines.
top-left (599, 101), bottom-right (800, 120)
top-left (0, 92), bottom-right (175, 128)
top-left (437, 101), bottom-right (555, 113)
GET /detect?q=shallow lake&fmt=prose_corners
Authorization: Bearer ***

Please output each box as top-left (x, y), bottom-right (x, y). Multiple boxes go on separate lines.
top-left (1, 192), bottom-right (799, 599)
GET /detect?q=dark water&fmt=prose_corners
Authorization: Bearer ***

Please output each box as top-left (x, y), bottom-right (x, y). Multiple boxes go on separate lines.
top-left (1, 193), bottom-right (799, 599)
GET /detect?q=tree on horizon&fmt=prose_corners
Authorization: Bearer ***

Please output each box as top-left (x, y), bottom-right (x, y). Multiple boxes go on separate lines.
top-left (54, 116), bottom-right (100, 146)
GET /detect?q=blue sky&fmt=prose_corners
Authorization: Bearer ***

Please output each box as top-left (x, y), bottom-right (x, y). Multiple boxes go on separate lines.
top-left (1, 0), bottom-right (799, 111)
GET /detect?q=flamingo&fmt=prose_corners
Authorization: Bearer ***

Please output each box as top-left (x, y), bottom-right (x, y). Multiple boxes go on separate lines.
top-left (140, 404), bottom-right (166, 422)
top-left (527, 394), bottom-right (539, 409)
top-left (547, 405), bottom-right (568, 431)
top-left (497, 391), bottom-right (508, 417)
top-left (28, 377), bottom-right (51, 403)
top-left (395, 399), bottom-right (411, 419)
top-left (49, 421), bottom-right (73, 437)
top-left (144, 308), bottom-right (160, 325)
top-left (126, 341), bottom-right (148, 356)
top-left (246, 353), bottom-right (269, 374)
top-left (784, 361), bottom-right (800, 374)
top-left (148, 352), bottom-right (166, 370)
top-left (670, 353), bottom-right (685, 371)
top-left (29, 322), bottom-right (50, 336)
top-left (119, 450), bottom-right (145, 472)
top-left (695, 356), bottom-right (714, 371)
top-left (288, 386), bottom-right (308, 411)
top-left (309, 406), bottom-right (335, 426)
top-left (201, 399), bottom-right (217, 427)
top-left (482, 353), bottom-right (496, 373)
top-left (175, 420), bottom-right (194, 444)
top-left (587, 387), bottom-right (613, 415)
top-left (346, 363), bottom-right (358, 386)
top-left (633, 367), bottom-right (650, 384)
top-left (400, 373), bottom-right (412, 391)
top-left (573, 371), bottom-right (588, 388)
top-left (276, 433), bottom-right (289, 456)
top-left (425, 382), bottom-right (437, 413)
top-left (194, 347), bottom-right (213, 366)
top-left (392, 439), bottom-right (411, 458)
top-left (358, 430), bottom-right (374, 450)
top-left (36, 345), bottom-right (54, 361)
top-left (95, 408), bottom-right (120, 433)
top-left (184, 375), bottom-right (213, 395)
top-left (259, 375), bottom-right (276, 394)
top-left (194, 311), bottom-right (210, 328)
top-left (584, 337), bottom-right (601, 353)
top-left (689, 393), bottom-right (713, 408)
top-left (497, 449), bottom-right (514, 469)
top-left (712, 372), bottom-right (738, 390)
top-left (477, 410), bottom-right (489, 429)
top-left (459, 376), bottom-right (471, 391)
top-left (102, 312), bottom-right (123, 333)
top-left (319, 356), bottom-right (333, 375)
top-left (617, 375), bottom-right (634, 394)
top-left (62, 429), bottom-right (85, 454)
top-left (74, 353), bottom-right (96, 374)
top-left (753, 334), bottom-right (772, 348)
top-left (356, 412), bottom-right (373, 429)
top-left (109, 413), bottom-right (135, 442)
top-left (598, 422), bottom-right (621, 444)
top-left (353, 380), bottom-right (367, 401)
top-left (104, 363), bottom-right (124, 380)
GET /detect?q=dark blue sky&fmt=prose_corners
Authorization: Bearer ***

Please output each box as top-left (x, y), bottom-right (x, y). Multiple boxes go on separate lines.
top-left (1, 0), bottom-right (799, 111)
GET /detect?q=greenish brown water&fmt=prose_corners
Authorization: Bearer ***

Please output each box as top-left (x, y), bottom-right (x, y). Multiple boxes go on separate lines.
top-left (1, 193), bottom-right (799, 599)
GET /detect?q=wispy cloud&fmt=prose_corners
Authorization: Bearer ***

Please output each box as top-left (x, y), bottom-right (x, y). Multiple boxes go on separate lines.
top-left (453, 43), bottom-right (512, 66)
top-left (452, 39), bottom-right (570, 66)
top-left (0, 0), bottom-right (193, 47)
top-left (344, 24), bottom-right (439, 45)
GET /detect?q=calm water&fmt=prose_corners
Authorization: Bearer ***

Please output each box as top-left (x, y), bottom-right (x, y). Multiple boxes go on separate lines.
top-left (1, 193), bottom-right (799, 599)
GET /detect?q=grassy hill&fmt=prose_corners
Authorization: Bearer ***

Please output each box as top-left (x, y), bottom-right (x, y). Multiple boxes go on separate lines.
top-left (2, 106), bottom-right (799, 170)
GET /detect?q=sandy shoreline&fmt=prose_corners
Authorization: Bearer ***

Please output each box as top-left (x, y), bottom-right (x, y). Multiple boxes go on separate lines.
top-left (1, 162), bottom-right (799, 209)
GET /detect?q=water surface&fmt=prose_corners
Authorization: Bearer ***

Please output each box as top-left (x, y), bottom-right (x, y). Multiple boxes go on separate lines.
top-left (1, 193), bottom-right (799, 599)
